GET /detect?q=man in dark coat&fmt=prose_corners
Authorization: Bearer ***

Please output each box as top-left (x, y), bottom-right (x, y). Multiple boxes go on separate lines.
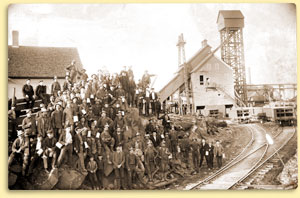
top-left (199, 138), bottom-right (209, 168)
top-left (51, 76), bottom-right (61, 98)
top-left (35, 80), bottom-right (48, 106)
top-left (22, 79), bottom-right (35, 108)
top-left (150, 131), bottom-right (161, 148)
top-left (51, 104), bottom-right (64, 138)
top-left (37, 108), bottom-right (52, 138)
top-left (22, 110), bottom-right (37, 137)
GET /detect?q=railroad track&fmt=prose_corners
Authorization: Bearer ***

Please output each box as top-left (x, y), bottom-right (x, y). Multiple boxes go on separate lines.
top-left (184, 124), bottom-right (296, 190)
top-left (231, 125), bottom-right (296, 190)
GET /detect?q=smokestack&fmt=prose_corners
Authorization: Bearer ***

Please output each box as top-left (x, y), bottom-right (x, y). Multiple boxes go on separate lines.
top-left (12, 30), bottom-right (19, 48)
top-left (201, 39), bottom-right (208, 49)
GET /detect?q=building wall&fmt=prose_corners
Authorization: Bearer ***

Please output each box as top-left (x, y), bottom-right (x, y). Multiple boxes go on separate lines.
top-left (190, 55), bottom-right (235, 115)
top-left (8, 78), bottom-right (65, 99)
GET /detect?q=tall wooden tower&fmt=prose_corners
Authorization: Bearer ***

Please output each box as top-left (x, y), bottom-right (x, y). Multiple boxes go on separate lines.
top-left (217, 10), bottom-right (247, 106)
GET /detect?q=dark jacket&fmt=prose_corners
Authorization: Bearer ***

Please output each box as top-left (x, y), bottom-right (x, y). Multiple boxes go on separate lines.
top-left (22, 84), bottom-right (34, 97)
top-left (51, 110), bottom-right (63, 129)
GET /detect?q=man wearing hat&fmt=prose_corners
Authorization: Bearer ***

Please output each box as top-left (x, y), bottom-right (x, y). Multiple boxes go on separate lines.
top-left (51, 76), bottom-right (61, 98)
top-left (42, 130), bottom-right (57, 172)
top-left (37, 108), bottom-right (52, 138)
top-left (22, 110), bottom-right (37, 137)
top-left (35, 80), bottom-right (48, 106)
top-left (8, 130), bottom-right (30, 176)
top-left (22, 79), bottom-right (35, 108)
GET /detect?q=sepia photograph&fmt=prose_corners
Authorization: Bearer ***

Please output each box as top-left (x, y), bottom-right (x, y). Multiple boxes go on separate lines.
top-left (7, 3), bottom-right (297, 190)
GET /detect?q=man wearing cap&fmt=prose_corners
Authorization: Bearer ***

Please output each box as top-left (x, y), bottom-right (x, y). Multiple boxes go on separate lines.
top-left (22, 79), bottom-right (35, 108)
top-left (42, 130), bottom-right (57, 172)
top-left (37, 108), bottom-right (52, 138)
top-left (51, 103), bottom-right (63, 138)
top-left (22, 110), bottom-right (37, 137)
top-left (8, 130), bottom-right (30, 176)
top-left (35, 80), bottom-right (48, 106)
top-left (126, 147), bottom-right (138, 189)
top-left (112, 145), bottom-right (126, 190)
top-left (51, 76), bottom-right (61, 98)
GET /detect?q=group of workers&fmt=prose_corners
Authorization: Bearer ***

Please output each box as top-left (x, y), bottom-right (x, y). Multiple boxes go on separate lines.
top-left (8, 63), bottom-right (225, 190)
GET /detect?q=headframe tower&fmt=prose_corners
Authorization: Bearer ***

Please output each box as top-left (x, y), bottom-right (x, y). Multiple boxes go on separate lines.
top-left (217, 10), bottom-right (247, 106)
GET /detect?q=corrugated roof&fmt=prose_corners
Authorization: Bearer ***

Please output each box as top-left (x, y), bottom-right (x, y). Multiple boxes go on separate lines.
top-left (8, 45), bottom-right (83, 78)
top-left (217, 10), bottom-right (244, 23)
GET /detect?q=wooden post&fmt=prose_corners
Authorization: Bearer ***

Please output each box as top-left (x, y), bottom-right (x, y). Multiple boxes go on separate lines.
top-left (12, 87), bottom-right (16, 107)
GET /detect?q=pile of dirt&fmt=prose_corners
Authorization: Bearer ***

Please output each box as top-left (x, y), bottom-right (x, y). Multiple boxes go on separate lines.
top-left (277, 153), bottom-right (298, 188)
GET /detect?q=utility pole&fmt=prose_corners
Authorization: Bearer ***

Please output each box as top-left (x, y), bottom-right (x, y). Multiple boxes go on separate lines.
top-left (177, 33), bottom-right (190, 115)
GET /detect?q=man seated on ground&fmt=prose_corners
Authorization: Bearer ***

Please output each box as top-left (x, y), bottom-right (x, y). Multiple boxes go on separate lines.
top-left (8, 130), bottom-right (30, 176)
top-left (57, 125), bottom-right (73, 167)
top-left (42, 130), bottom-right (57, 173)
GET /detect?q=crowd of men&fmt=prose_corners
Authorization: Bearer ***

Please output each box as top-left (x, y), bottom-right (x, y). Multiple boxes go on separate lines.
top-left (8, 64), bottom-right (225, 190)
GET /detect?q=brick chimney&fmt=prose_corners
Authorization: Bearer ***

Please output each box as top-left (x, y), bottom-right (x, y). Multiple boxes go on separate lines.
top-left (201, 39), bottom-right (207, 49)
top-left (12, 30), bottom-right (19, 48)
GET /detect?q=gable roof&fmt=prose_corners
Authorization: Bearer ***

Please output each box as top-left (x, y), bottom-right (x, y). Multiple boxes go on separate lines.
top-left (217, 10), bottom-right (244, 23)
top-left (8, 45), bottom-right (83, 78)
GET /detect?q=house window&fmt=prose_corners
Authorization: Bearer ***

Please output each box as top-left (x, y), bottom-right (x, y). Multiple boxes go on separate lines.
top-left (199, 75), bottom-right (204, 85)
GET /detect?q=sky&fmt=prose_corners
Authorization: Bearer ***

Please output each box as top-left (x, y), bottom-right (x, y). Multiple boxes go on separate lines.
top-left (8, 3), bottom-right (297, 91)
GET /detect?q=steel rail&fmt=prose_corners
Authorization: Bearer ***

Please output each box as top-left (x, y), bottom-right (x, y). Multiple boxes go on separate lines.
top-left (184, 125), bottom-right (255, 190)
top-left (231, 126), bottom-right (296, 188)
top-left (188, 125), bottom-right (268, 190)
